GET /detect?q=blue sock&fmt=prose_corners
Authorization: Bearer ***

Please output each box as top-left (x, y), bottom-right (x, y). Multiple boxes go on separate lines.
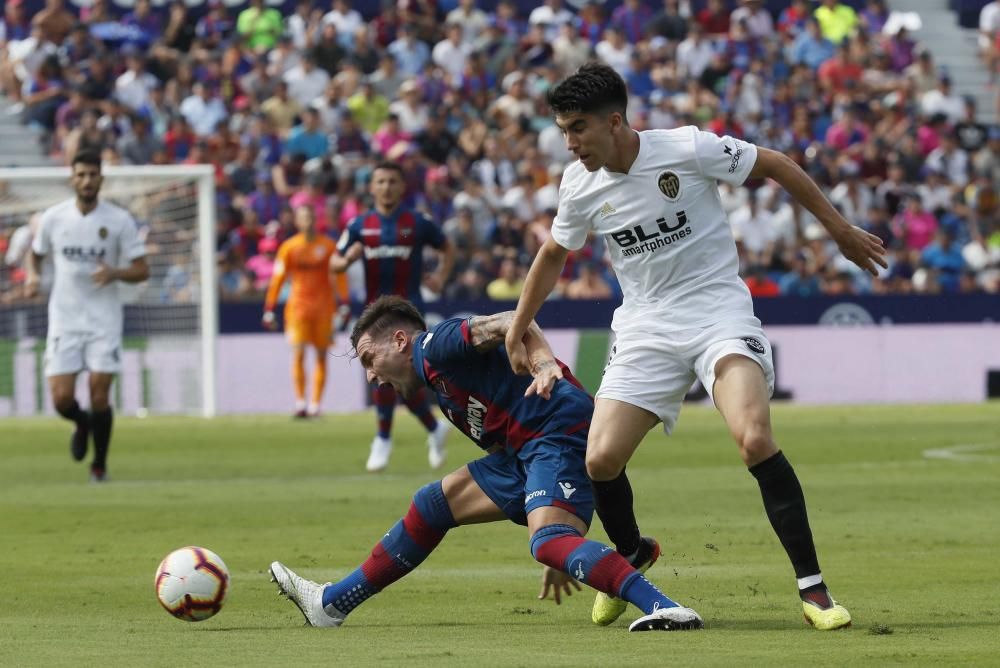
top-left (322, 482), bottom-right (456, 615)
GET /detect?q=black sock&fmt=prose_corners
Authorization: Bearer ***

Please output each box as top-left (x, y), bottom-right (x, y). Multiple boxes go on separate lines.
top-left (591, 469), bottom-right (642, 557)
top-left (56, 399), bottom-right (88, 427)
top-left (749, 451), bottom-right (820, 581)
top-left (91, 407), bottom-right (113, 470)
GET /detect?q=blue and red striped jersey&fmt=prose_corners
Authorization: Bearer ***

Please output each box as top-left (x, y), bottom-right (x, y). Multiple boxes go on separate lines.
top-left (411, 318), bottom-right (594, 452)
top-left (338, 207), bottom-right (446, 306)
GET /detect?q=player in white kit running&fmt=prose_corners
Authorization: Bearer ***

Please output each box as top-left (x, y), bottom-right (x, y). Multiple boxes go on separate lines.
top-left (505, 63), bottom-right (887, 631)
top-left (26, 150), bottom-right (149, 482)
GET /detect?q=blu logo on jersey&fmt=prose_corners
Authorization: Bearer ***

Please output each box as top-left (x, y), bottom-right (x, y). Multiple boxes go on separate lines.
top-left (610, 211), bottom-right (690, 248)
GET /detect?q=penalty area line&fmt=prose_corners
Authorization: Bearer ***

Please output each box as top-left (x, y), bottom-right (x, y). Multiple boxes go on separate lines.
top-left (922, 442), bottom-right (1000, 463)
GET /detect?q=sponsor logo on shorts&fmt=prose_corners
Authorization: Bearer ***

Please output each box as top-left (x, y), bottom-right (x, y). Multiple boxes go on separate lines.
top-left (525, 489), bottom-right (547, 502)
top-left (743, 337), bottom-right (766, 354)
top-left (558, 482), bottom-right (577, 499)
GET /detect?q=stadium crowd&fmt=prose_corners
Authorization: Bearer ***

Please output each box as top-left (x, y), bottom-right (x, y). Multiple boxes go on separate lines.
top-left (1, 0), bottom-right (999, 305)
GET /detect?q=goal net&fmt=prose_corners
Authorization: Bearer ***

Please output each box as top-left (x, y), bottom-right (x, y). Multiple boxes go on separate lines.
top-left (0, 165), bottom-right (217, 417)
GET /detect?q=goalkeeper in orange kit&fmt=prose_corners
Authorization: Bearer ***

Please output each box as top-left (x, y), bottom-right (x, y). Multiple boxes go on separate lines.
top-left (263, 206), bottom-right (347, 417)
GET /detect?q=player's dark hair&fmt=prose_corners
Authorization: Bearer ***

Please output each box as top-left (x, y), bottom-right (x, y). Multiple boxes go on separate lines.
top-left (71, 149), bottom-right (102, 171)
top-left (351, 295), bottom-right (427, 351)
top-left (372, 161), bottom-right (405, 178)
top-left (546, 62), bottom-right (629, 120)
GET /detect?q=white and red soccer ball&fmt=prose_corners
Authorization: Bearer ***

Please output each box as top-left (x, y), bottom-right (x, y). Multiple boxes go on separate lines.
top-left (155, 546), bottom-right (229, 621)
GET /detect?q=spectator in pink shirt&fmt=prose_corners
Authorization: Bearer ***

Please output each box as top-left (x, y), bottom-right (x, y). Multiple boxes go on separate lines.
top-left (916, 113), bottom-right (948, 156)
top-left (371, 113), bottom-right (412, 158)
top-left (892, 194), bottom-right (938, 250)
top-left (825, 105), bottom-right (869, 159)
top-left (246, 236), bottom-right (279, 292)
top-left (288, 172), bottom-right (333, 235)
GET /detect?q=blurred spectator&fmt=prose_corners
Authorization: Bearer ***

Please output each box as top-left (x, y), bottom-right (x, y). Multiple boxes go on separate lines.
top-left (791, 19), bottom-right (836, 69)
top-left (237, 0), bottom-right (284, 52)
top-left (564, 260), bottom-right (612, 299)
top-left (813, 0), bottom-right (858, 45)
top-left (118, 116), bottom-right (163, 165)
top-left (285, 107), bottom-right (328, 160)
top-left (284, 54), bottom-right (329, 107)
top-left (245, 235), bottom-right (278, 292)
top-left (180, 82), bottom-right (228, 137)
top-left (920, 74), bottom-right (965, 124)
top-left (486, 256), bottom-right (524, 300)
top-left (744, 265), bottom-right (782, 296)
top-left (893, 194), bottom-right (939, 250)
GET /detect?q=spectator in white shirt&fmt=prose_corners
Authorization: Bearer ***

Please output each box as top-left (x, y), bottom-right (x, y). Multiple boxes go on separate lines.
top-left (595, 27), bottom-right (633, 78)
top-left (114, 52), bottom-right (159, 111)
top-left (529, 0), bottom-right (575, 41)
top-left (921, 75), bottom-right (966, 124)
top-left (432, 24), bottom-right (471, 85)
top-left (730, 0), bottom-right (774, 39)
top-left (446, 0), bottom-right (490, 45)
top-left (322, 0), bottom-right (363, 49)
top-left (676, 22), bottom-right (716, 78)
top-left (284, 54), bottom-right (330, 107)
top-left (179, 82), bottom-right (227, 137)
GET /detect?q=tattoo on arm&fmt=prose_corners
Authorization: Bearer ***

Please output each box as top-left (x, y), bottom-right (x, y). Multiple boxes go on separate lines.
top-left (469, 312), bottom-right (514, 352)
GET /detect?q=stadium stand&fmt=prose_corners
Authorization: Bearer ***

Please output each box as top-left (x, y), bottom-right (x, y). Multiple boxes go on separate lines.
top-left (1, 0), bottom-right (998, 306)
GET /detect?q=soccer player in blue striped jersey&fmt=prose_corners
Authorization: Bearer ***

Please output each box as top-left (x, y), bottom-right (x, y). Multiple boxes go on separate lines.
top-left (332, 162), bottom-right (455, 472)
top-left (269, 295), bottom-right (703, 632)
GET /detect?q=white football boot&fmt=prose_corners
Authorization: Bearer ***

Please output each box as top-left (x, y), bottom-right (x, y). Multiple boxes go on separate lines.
top-left (628, 606), bottom-right (704, 632)
top-left (269, 561), bottom-right (344, 628)
top-left (366, 436), bottom-right (392, 472)
top-left (427, 421), bottom-right (449, 470)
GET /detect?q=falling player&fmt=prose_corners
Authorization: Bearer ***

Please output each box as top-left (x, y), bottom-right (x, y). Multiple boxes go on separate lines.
top-left (269, 295), bottom-right (703, 632)
top-left (505, 63), bottom-right (887, 630)
top-left (331, 161), bottom-right (455, 472)
top-left (263, 206), bottom-right (344, 417)
top-left (25, 149), bottom-right (150, 482)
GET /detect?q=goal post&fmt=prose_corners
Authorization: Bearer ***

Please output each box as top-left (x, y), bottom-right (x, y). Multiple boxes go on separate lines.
top-left (0, 164), bottom-right (218, 418)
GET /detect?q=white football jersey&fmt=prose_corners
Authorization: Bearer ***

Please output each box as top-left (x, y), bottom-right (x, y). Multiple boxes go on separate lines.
top-left (551, 127), bottom-right (758, 332)
top-left (32, 198), bottom-right (146, 337)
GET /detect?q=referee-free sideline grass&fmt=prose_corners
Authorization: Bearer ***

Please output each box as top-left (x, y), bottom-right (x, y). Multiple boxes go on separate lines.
top-left (2, 403), bottom-right (998, 667)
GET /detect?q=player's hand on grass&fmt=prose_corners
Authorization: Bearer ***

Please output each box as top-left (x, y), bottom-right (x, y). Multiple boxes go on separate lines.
top-left (262, 310), bottom-right (277, 330)
top-left (525, 359), bottom-right (563, 400)
top-left (538, 566), bottom-right (581, 605)
top-left (831, 224), bottom-right (888, 277)
top-left (91, 262), bottom-right (115, 287)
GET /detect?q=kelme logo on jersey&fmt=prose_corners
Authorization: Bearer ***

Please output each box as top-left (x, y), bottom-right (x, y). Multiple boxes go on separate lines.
top-left (466, 395), bottom-right (487, 439)
top-left (656, 170), bottom-right (681, 201)
top-left (743, 337), bottom-right (766, 354)
top-left (610, 211), bottom-right (691, 252)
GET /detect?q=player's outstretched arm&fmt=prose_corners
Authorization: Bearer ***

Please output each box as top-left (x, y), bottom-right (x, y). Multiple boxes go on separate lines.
top-left (506, 237), bottom-right (570, 375)
top-left (470, 313), bottom-right (563, 399)
top-left (425, 239), bottom-right (456, 294)
top-left (329, 242), bottom-right (362, 274)
top-left (749, 148), bottom-right (887, 276)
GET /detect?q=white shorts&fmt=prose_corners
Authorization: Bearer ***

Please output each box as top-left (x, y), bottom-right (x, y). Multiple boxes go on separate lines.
top-left (44, 331), bottom-right (122, 377)
top-left (595, 318), bottom-right (775, 434)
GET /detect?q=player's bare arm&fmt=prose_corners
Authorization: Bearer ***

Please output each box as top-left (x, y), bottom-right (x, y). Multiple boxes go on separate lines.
top-left (424, 239), bottom-right (456, 294)
top-left (749, 148), bottom-right (887, 276)
top-left (471, 312), bottom-right (563, 399)
top-left (25, 251), bottom-right (44, 298)
top-left (329, 241), bottom-right (362, 273)
top-left (92, 256), bottom-right (150, 287)
top-left (506, 237), bottom-right (571, 375)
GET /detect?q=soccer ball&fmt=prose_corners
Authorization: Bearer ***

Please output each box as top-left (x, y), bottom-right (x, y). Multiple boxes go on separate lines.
top-left (155, 546), bottom-right (229, 621)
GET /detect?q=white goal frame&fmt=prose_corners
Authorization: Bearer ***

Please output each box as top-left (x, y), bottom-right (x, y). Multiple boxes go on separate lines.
top-left (0, 164), bottom-right (218, 417)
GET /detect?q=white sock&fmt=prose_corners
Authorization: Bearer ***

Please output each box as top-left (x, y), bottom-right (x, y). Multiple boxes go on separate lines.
top-left (797, 573), bottom-right (823, 590)
top-left (294, 399), bottom-right (307, 411)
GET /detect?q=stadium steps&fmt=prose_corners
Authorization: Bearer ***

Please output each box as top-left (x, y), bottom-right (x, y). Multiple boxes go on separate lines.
top-left (900, 0), bottom-right (995, 122)
top-left (0, 97), bottom-right (57, 168)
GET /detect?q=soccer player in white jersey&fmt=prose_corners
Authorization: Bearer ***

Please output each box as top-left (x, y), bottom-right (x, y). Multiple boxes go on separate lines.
top-left (25, 150), bottom-right (150, 483)
top-left (505, 63), bottom-right (888, 631)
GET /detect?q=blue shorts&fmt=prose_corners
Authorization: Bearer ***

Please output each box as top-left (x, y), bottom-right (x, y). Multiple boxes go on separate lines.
top-left (467, 432), bottom-right (593, 527)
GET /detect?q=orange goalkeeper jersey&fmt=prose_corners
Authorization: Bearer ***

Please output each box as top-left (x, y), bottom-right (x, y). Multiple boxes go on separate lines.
top-left (264, 233), bottom-right (345, 321)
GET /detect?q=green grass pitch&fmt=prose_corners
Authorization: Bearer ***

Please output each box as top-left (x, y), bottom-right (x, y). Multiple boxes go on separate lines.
top-left (2, 403), bottom-right (999, 667)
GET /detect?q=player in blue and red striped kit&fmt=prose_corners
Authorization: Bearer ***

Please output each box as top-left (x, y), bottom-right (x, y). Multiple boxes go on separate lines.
top-left (269, 296), bottom-right (703, 632)
top-left (331, 162), bottom-right (455, 472)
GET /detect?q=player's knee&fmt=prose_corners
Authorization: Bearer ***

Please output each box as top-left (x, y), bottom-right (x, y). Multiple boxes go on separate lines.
top-left (586, 447), bottom-right (624, 482)
top-left (52, 394), bottom-right (76, 415)
top-left (412, 481), bottom-right (457, 531)
top-left (736, 424), bottom-right (776, 465)
top-left (90, 394), bottom-right (110, 411)
top-left (529, 523), bottom-right (581, 565)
